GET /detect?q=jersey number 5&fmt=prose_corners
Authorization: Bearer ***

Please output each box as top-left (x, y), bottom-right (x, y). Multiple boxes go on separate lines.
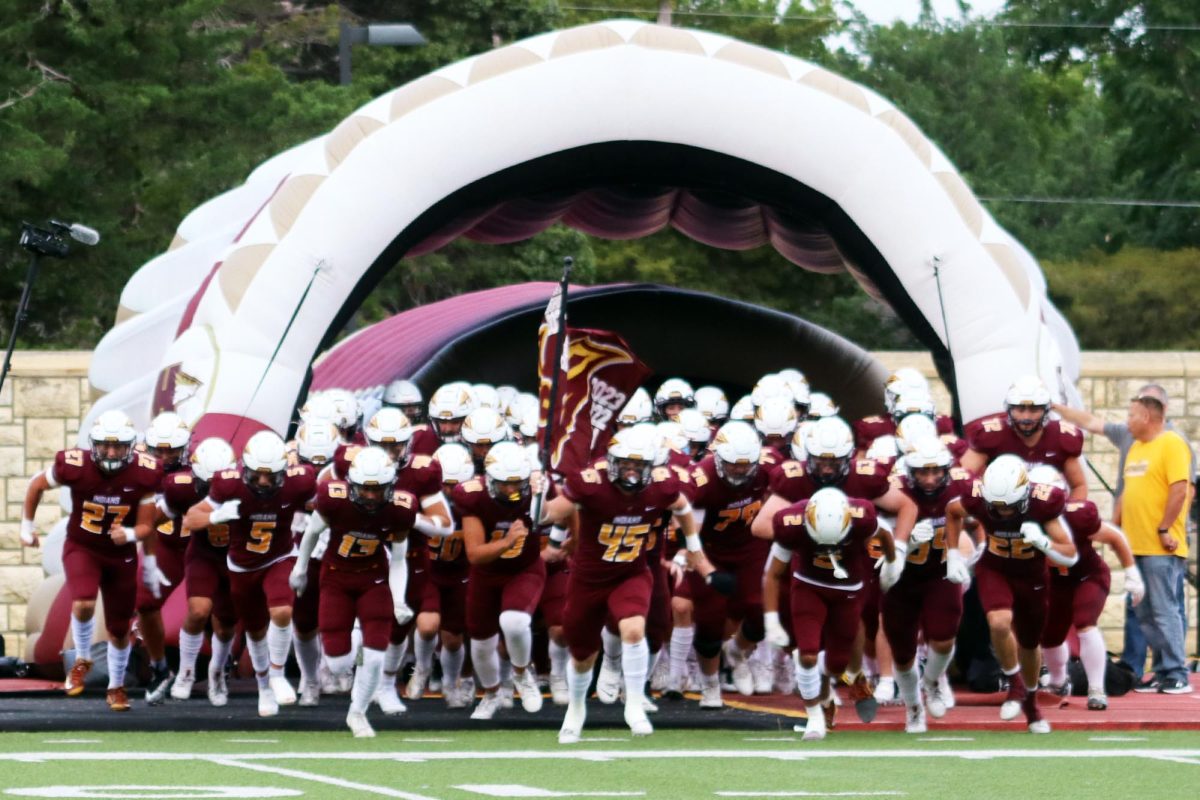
top-left (246, 520), bottom-right (276, 554)
top-left (598, 523), bottom-right (650, 563)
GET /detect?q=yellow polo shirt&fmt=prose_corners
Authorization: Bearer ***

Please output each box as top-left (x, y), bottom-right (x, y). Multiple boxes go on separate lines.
top-left (1123, 430), bottom-right (1191, 558)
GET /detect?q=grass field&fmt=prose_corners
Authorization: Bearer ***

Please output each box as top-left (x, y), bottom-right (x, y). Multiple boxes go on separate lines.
top-left (1, 730), bottom-right (1198, 800)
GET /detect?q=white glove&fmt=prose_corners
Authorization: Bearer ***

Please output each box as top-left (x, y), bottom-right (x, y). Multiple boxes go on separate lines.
top-left (910, 519), bottom-right (935, 544)
top-left (880, 541), bottom-right (907, 592)
top-left (764, 611), bottom-right (790, 648)
top-left (1125, 564), bottom-right (1145, 607)
top-left (209, 499), bottom-right (242, 524)
top-left (1019, 521), bottom-right (1051, 553)
top-left (968, 539), bottom-right (986, 569)
top-left (945, 548), bottom-right (971, 586)
top-left (141, 554), bottom-right (171, 600)
top-left (393, 602), bottom-right (414, 626)
top-left (289, 563), bottom-right (308, 596)
top-left (19, 518), bottom-right (38, 547)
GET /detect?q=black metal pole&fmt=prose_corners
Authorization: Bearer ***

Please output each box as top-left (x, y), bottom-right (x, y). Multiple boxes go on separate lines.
top-left (534, 257), bottom-right (573, 523)
top-left (0, 251), bottom-right (41, 398)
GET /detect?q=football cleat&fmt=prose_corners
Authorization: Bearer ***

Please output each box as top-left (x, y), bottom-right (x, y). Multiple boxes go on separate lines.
top-left (662, 673), bottom-right (684, 701)
top-left (171, 670), bottom-right (195, 701)
top-left (207, 669), bottom-right (229, 707)
top-left (938, 672), bottom-right (956, 709)
top-left (725, 644), bottom-right (754, 697)
top-left (270, 675), bottom-right (297, 706)
top-left (1046, 679), bottom-right (1071, 699)
top-left (923, 678), bottom-right (948, 719)
top-left (874, 676), bottom-right (901, 706)
top-left (497, 679), bottom-right (515, 709)
top-left (595, 659), bottom-right (622, 704)
top-left (470, 691), bottom-right (503, 721)
top-left (375, 685), bottom-right (407, 716)
top-left (145, 666), bottom-right (174, 706)
top-left (406, 666), bottom-right (431, 701)
top-left (801, 702), bottom-right (827, 741)
top-left (514, 667), bottom-right (544, 713)
top-left (346, 709), bottom-right (376, 738)
top-left (1000, 674), bottom-right (1027, 721)
top-left (64, 658), bottom-right (93, 697)
top-left (751, 658), bottom-right (774, 695)
top-left (640, 693), bottom-right (659, 713)
top-left (699, 680), bottom-right (724, 709)
top-left (905, 702), bottom-right (928, 734)
top-left (298, 680), bottom-right (321, 707)
top-left (550, 673), bottom-right (570, 706)
top-left (1087, 689), bottom-right (1108, 711)
top-left (624, 698), bottom-right (654, 736)
top-left (558, 701), bottom-right (587, 744)
top-left (847, 673), bottom-right (879, 723)
top-left (257, 686), bottom-right (279, 718)
top-left (106, 687), bottom-right (131, 712)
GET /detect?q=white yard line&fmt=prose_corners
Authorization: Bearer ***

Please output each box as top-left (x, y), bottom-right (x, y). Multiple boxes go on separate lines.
top-left (207, 758), bottom-right (441, 800)
top-left (715, 793), bottom-right (905, 798)
top-left (1088, 737), bottom-right (1147, 742)
top-left (225, 739), bottom-right (280, 744)
top-left (39, 740), bottom-right (101, 745)
top-left (455, 786), bottom-right (645, 798)
top-left (1147, 755), bottom-right (1200, 766)
top-left (3, 749), bottom-right (1200, 764)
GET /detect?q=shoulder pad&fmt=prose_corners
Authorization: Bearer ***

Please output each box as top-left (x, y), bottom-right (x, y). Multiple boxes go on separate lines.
top-left (411, 455), bottom-right (433, 470)
top-left (861, 415), bottom-right (885, 424)
top-left (651, 466), bottom-right (671, 482)
top-left (218, 469), bottom-right (240, 480)
top-left (174, 474), bottom-right (193, 485)
top-left (949, 467), bottom-right (972, 481)
top-left (462, 478), bottom-right (484, 494)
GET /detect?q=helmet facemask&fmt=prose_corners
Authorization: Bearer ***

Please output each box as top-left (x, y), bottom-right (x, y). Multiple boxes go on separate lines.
top-left (350, 481), bottom-right (391, 513)
top-left (608, 456), bottom-right (652, 492)
top-left (909, 464), bottom-right (950, 497)
top-left (487, 476), bottom-right (530, 506)
top-left (806, 453), bottom-right (850, 487)
top-left (92, 440), bottom-right (133, 475)
top-left (715, 456), bottom-right (757, 488)
top-left (434, 417), bottom-right (465, 444)
top-left (243, 466), bottom-right (284, 497)
top-left (1007, 403), bottom-right (1048, 436)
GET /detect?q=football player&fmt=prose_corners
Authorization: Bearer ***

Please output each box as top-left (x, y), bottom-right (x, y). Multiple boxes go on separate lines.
top-left (653, 378), bottom-right (695, 421)
top-left (382, 379), bottom-right (425, 424)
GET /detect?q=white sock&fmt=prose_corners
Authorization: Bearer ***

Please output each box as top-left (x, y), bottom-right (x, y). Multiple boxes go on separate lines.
top-left (383, 641), bottom-right (406, 676)
top-left (106, 642), bottom-right (130, 689)
top-left (209, 635), bottom-right (232, 678)
top-left (71, 616), bottom-right (95, 660)
top-left (1043, 642), bottom-right (1070, 687)
top-left (863, 654), bottom-right (879, 680)
top-left (601, 627), bottom-right (623, 670)
top-left (470, 635), bottom-right (501, 690)
top-left (499, 611), bottom-right (534, 669)
top-left (247, 635), bottom-right (271, 690)
top-left (924, 646), bottom-right (954, 685)
top-left (669, 625), bottom-right (695, 681)
top-left (414, 634), bottom-right (436, 673)
top-left (621, 638), bottom-right (649, 704)
top-left (1079, 628), bottom-right (1107, 694)
top-left (499, 656), bottom-right (513, 686)
top-left (549, 639), bottom-right (570, 679)
top-left (895, 665), bottom-right (920, 707)
top-left (294, 635), bottom-right (322, 685)
top-left (350, 625), bottom-right (363, 658)
top-left (797, 662), bottom-right (821, 702)
top-left (351, 648), bottom-right (385, 714)
top-left (701, 672), bottom-right (719, 689)
top-left (178, 630), bottom-right (204, 677)
top-left (440, 644), bottom-right (464, 687)
top-left (567, 661), bottom-right (591, 706)
top-left (267, 623), bottom-right (292, 678)
top-left (324, 650), bottom-right (355, 676)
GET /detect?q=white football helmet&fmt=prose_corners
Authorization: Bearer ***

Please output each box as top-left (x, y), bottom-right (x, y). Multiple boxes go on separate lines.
top-left (895, 413), bottom-right (940, 455)
top-left (382, 379), bottom-right (424, 423)
top-left (323, 389), bottom-right (361, 439)
top-left (804, 416), bottom-right (855, 486)
top-left (434, 443), bottom-right (475, 486)
top-left (428, 383), bottom-right (474, 443)
top-left (299, 394), bottom-right (339, 427)
top-left (462, 407), bottom-right (510, 447)
top-left (496, 385), bottom-right (519, 411)
top-left (608, 423), bottom-right (659, 491)
top-left (365, 407), bottom-right (415, 466)
top-left (865, 435), bottom-right (900, 464)
top-left (804, 487), bottom-right (854, 546)
top-left (617, 387), bottom-right (653, 428)
top-left (713, 421), bottom-right (762, 487)
top-left (295, 420), bottom-right (340, 466)
top-left (189, 437), bottom-right (236, 485)
top-left (981, 454), bottom-right (1031, 514)
top-left (347, 446), bottom-right (397, 511)
top-left (90, 410), bottom-right (138, 473)
top-left (242, 430), bottom-right (289, 496)
top-left (145, 411), bottom-right (191, 468)
top-left (1005, 374), bottom-right (1052, 435)
top-left (807, 392), bottom-right (839, 419)
top-left (471, 383), bottom-right (500, 411)
top-left (677, 408), bottom-right (713, 448)
top-left (729, 395), bottom-right (756, 423)
top-left (751, 374), bottom-right (795, 409)
top-left (790, 420), bottom-right (815, 461)
top-left (783, 374), bottom-right (811, 411)
top-left (884, 367), bottom-right (929, 415)
top-left (1027, 463), bottom-right (1067, 492)
top-left (655, 421), bottom-right (689, 464)
top-left (754, 396), bottom-right (799, 439)
top-left (484, 440), bottom-right (532, 505)
top-left (694, 386), bottom-right (730, 424)
top-left (654, 378), bottom-right (695, 418)
top-left (517, 392), bottom-right (540, 440)
top-left (890, 389), bottom-right (936, 425)
top-left (904, 437), bottom-right (953, 496)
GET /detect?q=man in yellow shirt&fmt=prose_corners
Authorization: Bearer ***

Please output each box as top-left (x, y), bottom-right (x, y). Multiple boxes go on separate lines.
top-left (1120, 391), bottom-right (1193, 694)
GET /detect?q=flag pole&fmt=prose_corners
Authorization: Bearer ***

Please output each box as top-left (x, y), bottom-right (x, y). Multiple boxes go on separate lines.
top-left (535, 256), bottom-right (573, 522)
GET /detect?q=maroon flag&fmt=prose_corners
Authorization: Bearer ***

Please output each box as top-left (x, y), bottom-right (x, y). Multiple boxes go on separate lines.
top-left (538, 296), bottom-right (650, 476)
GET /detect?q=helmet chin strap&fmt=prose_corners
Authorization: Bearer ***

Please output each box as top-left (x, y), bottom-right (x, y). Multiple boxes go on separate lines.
top-left (827, 550), bottom-right (848, 580)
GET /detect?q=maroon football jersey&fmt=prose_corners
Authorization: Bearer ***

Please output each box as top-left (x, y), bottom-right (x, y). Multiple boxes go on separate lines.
top-left (209, 464), bottom-right (317, 571)
top-left (430, 492), bottom-right (469, 578)
top-left (409, 426), bottom-right (441, 457)
top-left (690, 455), bottom-right (771, 558)
top-left (563, 457), bottom-right (684, 582)
top-left (54, 448), bottom-right (162, 555)
top-left (897, 467), bottom-right (975, 580)
top-left (962, 480), bottom-right (1066, 579)
top-left (1053, 499), bottom-right (1104, 581)
top-left (314, 480), bottom-right (418, 571)
top-left (772, 497), bottom-right (879, 588)
top-left (768, 457), bottom-right (891, 504)
top-left (853, 415), bottom-right (956, 452)
top-left (964, 414), bottom-right (1084, 470)
top-left (157, 469), bottom-right (202, 552)
top-left (453, 478), bottom-right (540, 574)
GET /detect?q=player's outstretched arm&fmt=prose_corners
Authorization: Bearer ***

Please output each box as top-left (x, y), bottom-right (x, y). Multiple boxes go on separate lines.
top-left (20, 468), bottom-right (57, 547)
top-left (1063, 457), bottom-right (1089, 500)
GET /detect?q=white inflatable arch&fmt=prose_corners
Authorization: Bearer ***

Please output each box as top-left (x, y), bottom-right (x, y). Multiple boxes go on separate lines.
top-left (90, 19), bottom-right (1080, 446)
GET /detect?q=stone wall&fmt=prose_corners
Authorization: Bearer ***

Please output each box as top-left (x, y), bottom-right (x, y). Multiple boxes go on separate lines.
top-left (0, 351), bottom-right (1196, 659)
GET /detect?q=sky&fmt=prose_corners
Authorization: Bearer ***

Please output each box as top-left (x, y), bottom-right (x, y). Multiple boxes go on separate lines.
top-left (847, 0), bottom-right (1007, 23)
